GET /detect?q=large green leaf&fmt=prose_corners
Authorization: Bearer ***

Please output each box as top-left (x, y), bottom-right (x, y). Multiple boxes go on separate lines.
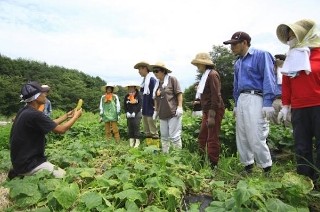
top-left (80, 191), bottom-right (102, 210)
top-left (53, 183), bottom-right (80, 209)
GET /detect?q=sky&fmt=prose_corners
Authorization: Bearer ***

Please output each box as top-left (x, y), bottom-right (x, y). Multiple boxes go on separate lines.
top-left (1, 0), bottom-right (320, 90)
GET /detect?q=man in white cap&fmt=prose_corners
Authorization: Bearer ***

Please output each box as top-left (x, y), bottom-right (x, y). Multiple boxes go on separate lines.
top-left (39, 84), bottom-right (52, 117)
top-left (9, 81), bottom-right (82, 180)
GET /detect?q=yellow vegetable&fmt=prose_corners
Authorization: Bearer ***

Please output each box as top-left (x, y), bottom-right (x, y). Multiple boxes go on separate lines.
top-left (75, 99), bottom-right (83, 111)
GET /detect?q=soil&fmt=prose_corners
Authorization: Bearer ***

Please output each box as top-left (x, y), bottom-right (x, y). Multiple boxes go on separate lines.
top-left (0, 172), bottom-right (10, 210)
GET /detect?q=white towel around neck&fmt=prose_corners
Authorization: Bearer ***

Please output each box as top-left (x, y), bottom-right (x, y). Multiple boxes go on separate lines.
top-left (281, 47), bottom-right (311, 78)
top-left (196, 69), bottom-right (211, 99)
top-left (141, 72), bottom-right (156, 95)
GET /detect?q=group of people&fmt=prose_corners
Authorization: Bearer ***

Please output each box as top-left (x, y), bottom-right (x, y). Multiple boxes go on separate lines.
top-left (8, 18), bottom-right (320, 185)
top-left (223, 18), bottom-right (320, 183)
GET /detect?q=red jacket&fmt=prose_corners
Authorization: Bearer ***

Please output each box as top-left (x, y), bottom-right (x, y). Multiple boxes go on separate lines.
top-left (282, 47), bottom-right (320, 109)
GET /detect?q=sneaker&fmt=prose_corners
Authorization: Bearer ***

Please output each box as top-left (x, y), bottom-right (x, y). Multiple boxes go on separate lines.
top-left (245, 164), bottom-right (254, 173)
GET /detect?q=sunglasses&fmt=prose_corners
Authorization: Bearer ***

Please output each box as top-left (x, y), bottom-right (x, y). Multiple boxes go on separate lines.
top-left (153, 68), bottom-right (162, 73)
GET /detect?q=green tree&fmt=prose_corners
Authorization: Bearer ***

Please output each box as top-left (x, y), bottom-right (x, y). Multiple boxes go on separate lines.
top-left (183, 45), bottom-right (236, 110)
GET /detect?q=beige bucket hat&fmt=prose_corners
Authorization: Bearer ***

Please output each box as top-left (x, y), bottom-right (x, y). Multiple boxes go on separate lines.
top-left (134, 61), bottom-right (150, 69)
top-left (149, 62), bottom-right (172, 73)
top-left (191, 53), bottom-right (215, 67)
top-left (124, 81), bottom-right (140, 90)
top-left (101, 82), bottom-right (119, 93)
top-left (276, 19), bottom-right (315, 44)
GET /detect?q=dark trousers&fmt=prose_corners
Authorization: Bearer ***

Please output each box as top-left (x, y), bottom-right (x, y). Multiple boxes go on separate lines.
top-left (127, 115), bottom-right (141, 139)
top-left (291, 106), bottom-right (320, 180)
top-left (198, 108), bottom-right (225, 165)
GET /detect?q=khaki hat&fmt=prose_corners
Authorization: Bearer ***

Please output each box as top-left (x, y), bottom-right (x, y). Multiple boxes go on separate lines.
top-left (191, 53), bottom-right (214, 67)
top-left (134, 61), bottom-right (150, 69)
top-left (101, 82), bottom-right (119, 93)
top-left (124, 82), bottom-right (140, 90)
top-left (149, 62), bottom-right (172, 73)
top-left (276, 19), bottom-right (315, 44)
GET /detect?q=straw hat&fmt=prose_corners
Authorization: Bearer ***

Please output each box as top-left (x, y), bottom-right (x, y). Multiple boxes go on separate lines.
top-left (134, 61), bottom-right (150, 69)
top-left (191, 53), bottom-right (215, 67)
top-left (124, 81), bottom-right (140, 90)
top-left (276, 19), bottom-right (315, 44)
top-left (101, 82), bottom-right (119, 92)
top-left (149, 62), bottom-right (172, 73)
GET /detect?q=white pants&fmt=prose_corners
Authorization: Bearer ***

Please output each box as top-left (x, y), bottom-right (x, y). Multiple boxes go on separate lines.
top-left (25, 161), bottom-right (66, 178)
top-left (159, 116), bottom-right (182, 153)
top-left (236, 93), bottom-right (272, 168)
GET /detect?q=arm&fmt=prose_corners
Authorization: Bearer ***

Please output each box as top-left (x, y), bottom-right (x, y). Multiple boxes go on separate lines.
top-left (52, 109), bottom-right (82, 134)
top-left (115, 95), bottom-right (120, 113)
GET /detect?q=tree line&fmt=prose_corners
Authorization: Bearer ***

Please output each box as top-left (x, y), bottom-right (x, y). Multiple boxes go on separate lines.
top-left (0, 45), bottom-right (236, 117)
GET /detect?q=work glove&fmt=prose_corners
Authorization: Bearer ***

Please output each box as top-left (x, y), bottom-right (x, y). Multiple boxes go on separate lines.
top-left (277, 105), bottom-right (289, 124)
top-left (131, 112), bottom-right (135, 118)
top-left (152, 111), bottom-right (158, 120)
top-left (126, 112), bottom-right (131, 118)
top-left (233, 107), bottom-right (237, 117)
top-left (175, 106), bottom-right (183, 117)
top-left (262, 107), bottom-right (275, 119)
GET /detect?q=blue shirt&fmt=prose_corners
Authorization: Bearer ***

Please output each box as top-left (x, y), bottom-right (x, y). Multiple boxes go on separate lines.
top-left (233, 47), bottom-right (276, 107)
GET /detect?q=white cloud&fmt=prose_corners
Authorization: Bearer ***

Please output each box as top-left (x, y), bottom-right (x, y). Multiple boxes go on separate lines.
top-left (1, 0), bottom-right (320, 89)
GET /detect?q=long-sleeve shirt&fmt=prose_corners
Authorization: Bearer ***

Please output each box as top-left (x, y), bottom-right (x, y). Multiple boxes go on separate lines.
top-left (233, 47), bottom-right (276, 107)
top-left (200, 69), bottom-right (224, 112)
top-left (140, 77), bottom-right (157, 116)
top-left (282, 47), bottom-right (320, 108)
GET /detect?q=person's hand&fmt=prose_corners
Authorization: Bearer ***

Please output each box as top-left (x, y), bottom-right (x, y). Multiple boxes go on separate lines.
top-left (74, 108), bottom-right (82, 119)
top-left (233, 107), bottom-right (237, 117)
top-left (152, 111), bottom-right (158, 120)
top-left (262, 107), bottom-right (275, 119)
top-left (67, 110), bottom-right (75, 118)
top-left (175, 106), bottom-right (183, 117)
top-left (126, 112), bottom-right (131, 118)
top-left (277, 105), bottom-right (289, 124)
top-left (131, 112), bottom-right (135, 118)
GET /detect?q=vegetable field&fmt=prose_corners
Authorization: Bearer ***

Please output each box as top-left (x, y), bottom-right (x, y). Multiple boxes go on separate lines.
top-left (0, 110), bottom-right (319, 211)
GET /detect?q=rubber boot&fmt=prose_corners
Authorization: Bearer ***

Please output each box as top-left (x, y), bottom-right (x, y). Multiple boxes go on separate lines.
top-left (152, 138), bottom-right (160, 148)
top-left (145, 138), bottom-right (152, 146)
top-left (129, 138), bottom-right (134, 147)
top-left (134, 139), bottom-right (140, 148)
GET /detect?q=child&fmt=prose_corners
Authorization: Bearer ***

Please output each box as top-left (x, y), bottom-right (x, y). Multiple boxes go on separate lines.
top-left (99, 83), bottom-right (121, 141)
top-left (123, 83), bottom-right (142, 147)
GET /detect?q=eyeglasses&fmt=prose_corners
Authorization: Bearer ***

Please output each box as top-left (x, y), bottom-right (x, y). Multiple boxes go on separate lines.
top-left (153, 68), bottom-right (162, 73)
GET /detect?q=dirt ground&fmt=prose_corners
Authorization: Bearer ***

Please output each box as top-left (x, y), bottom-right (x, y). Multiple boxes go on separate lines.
top-left (0, 172), bottom-right (10, 210)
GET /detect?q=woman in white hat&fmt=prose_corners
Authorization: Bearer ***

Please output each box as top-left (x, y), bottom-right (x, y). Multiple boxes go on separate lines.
top-left (123, 83), bottom-right (142, 148)
top-left (151, 62), bottom-right (183, 153)
top-left (99, 83), bottom-right (121, 141)
top-left (191, 53), bottom-right (225, 168)
top-left (276, 19), bottom-right (320, 181)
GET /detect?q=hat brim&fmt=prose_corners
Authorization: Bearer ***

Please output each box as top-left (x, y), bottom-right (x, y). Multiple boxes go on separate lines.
top-left (223, 39), bottom-right (240, 45)
top-left (191, 59), bottom-right (214, 66)
top-left (149, 65), bottom-right (172, 73)
top-left (101, 85), bottom-right (119, 93)
top-left (134, 62), bottom-right (150, 69)
top-left (124, 85), bottom-right (141, 90)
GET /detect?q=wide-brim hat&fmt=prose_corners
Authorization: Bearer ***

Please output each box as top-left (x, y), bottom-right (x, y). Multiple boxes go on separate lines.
top-left (149, 62), bottom-right (172, 73)
top-left (101, 83), bottom-right (119, 93)
top-left (124, 82), bottom-right (140, 90)
top-left (276, 19), bottom-right (315, 44)
top-left (134, 61), bottom-right (150, 69)
top-left (191, 52), bottom-right (215, 67)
